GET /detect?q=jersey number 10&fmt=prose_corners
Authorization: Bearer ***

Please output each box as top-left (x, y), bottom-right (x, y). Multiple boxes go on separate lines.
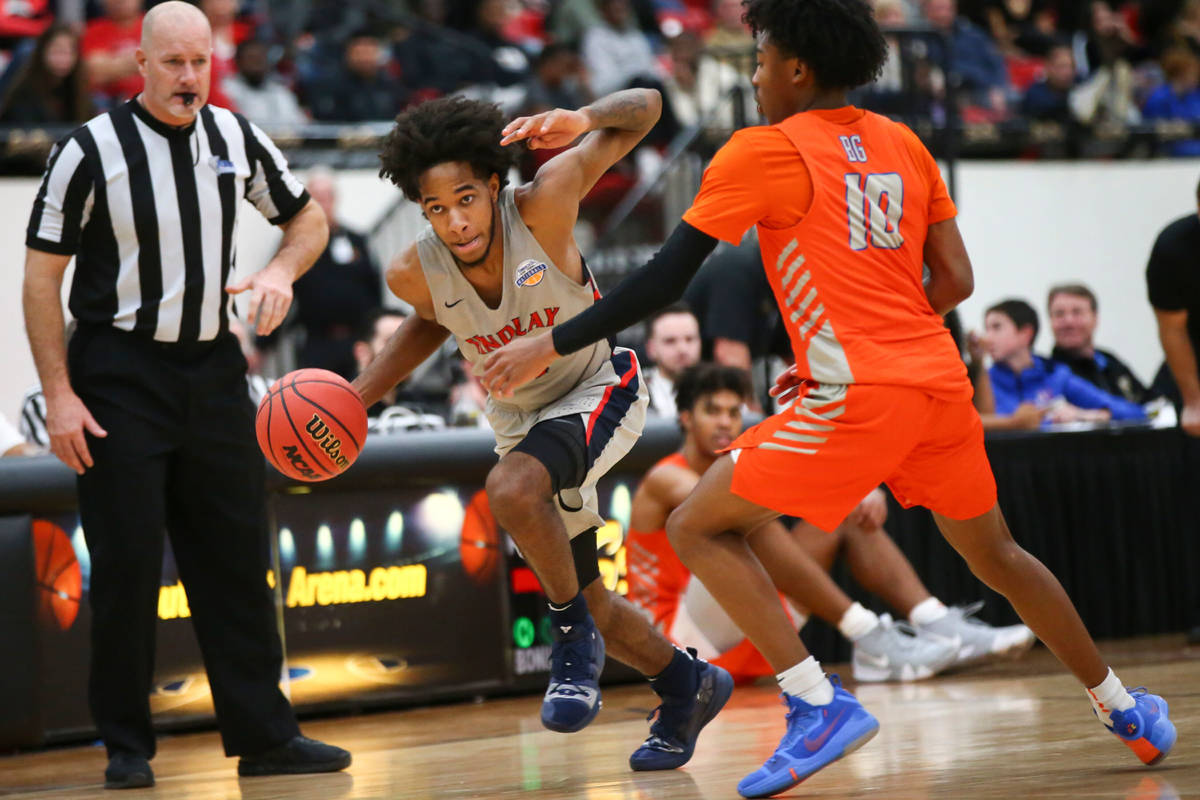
top-left (844, 172), bottom-right (904, 251)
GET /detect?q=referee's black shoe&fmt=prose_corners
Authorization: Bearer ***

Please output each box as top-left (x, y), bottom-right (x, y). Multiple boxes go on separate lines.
top-left (104, 753), bottom-right (154, 789)
top-left (237, 735), bottom-right (351, 776)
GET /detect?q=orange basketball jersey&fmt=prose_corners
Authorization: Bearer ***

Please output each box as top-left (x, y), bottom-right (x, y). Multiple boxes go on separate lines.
top-left (683, 108), bottom-right (971, 402)
top-left (625, 452), bottom-right (693, 630)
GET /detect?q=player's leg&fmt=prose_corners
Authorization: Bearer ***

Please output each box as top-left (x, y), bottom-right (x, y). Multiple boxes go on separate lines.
top-left (833, 504), bottom-right (1035, 667)
top-left (574, 536), bottom-right (732, 771)
top-left (485, 450), bottom-right (579, 603)
top-left (898, 398), bottom-right (1175, 766)
top-left (761, 519), bottom-right (956, 682)
top-left (668, 456), bottom-right (880, 798)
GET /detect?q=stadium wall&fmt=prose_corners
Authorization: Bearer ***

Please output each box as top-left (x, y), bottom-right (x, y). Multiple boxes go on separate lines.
top-left (1, 160), bottom-right (1196, 421)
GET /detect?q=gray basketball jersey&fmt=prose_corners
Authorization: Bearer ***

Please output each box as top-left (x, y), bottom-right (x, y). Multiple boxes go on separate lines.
top-left (418, 187), bottom-right (610, 414)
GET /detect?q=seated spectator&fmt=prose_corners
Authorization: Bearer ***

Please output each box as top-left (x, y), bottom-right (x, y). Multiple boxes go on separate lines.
top-left (704, 0), bottom-right (753, 50)
top-left (945, 309), bottom-right (1045, 431)
top-left (921, 0), bottom-right (1011, 117)
top-left (520, 41), bottom-right (590, 115)
top-left (1142, 45), bottom-right (1200, 157)
top-left (0, 24), bottom-right (94, 124)
top-left (82, 0), bottom-right (144, 109)
top-left (983, 298), bottom-right (1146, 425)
top-left (1068, 1), bottom-right (1141, 130)
top-left (643, 303), bottom-right (702, 417)
top-left (0, 0), bottom-right (51, 77)
top-left (1021, 42), bottom-right (1077, 124)
top-left (306, 29), bottom-right (405, 122)
top-left (1047, 283), bottom-right (1153, 404)
top-left (223, 39), bottom-right (307, 127)
top-left (451, 0), bottom-right (532, 88)
top-left (199, 0), bottom-right (251, 109)
top-left (391, 0), bottom-right (497, 101)
top-left (546, 0), bottom-right (658, 49)
top-left (978, 0), bottom-right (1058, 57)
top-left (291, 168), bottom-right (382, 379)
top-left (662, 29), bottom-right (756, 133)
top-left (582, 0), bottom-right (661, 97)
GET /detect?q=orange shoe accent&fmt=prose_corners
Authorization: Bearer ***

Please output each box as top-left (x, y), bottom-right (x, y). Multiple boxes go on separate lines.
top-left (789, 767), bottom-right (799, 782)
top-left (1123, 736), bottom-right (1162, 765)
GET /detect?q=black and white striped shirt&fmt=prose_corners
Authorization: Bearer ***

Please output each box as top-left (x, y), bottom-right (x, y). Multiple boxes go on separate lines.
top-left (26, 97), bottom-right (310, 343)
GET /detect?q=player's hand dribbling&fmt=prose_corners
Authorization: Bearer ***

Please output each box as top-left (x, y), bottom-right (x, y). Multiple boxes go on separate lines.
top-left (500, 108), bottom-right (591, 150)
top-left (45, 389), bottom-right (107, 475)
top-left (481, 333), bottom-right (558, 398)
top-left (226, 261), bottom-right (294, 335)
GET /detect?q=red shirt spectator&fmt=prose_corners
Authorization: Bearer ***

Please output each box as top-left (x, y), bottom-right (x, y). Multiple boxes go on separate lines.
top-left (82, 0), bottom-right (144, 105)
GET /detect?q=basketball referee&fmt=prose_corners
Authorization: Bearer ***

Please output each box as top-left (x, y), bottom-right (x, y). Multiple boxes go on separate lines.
top-left (21, 2), bottom-right (350, 789)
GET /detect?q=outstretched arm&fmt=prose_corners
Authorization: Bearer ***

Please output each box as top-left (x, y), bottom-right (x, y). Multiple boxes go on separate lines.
top-left (503, 88), bottom-right (662, 203)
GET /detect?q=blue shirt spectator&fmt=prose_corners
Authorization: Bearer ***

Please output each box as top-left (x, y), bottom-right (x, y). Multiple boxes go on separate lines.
top-left (1141, 46), bottom-right (1200, 157)
top-left (983, 298), bottom-right (1146, 427)
top-left (988, 356), bottom-right (1147, 421)
top-left (922, 0), bottom-right (1011, 111)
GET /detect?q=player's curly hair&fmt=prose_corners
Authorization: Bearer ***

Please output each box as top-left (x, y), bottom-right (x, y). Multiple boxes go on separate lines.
top-left (743, 0), bottom-right (888, 90)
top-left (674, 364), bottom-right (753, 417)
top-left (379, 96), bottom-right (517, 202)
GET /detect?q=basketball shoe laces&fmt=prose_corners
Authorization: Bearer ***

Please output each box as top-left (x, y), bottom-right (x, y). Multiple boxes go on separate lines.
top-left (548, 632), bottom-right (596, 697)
top-left (762, 678), bottom-right (844, 768)
top-left (641, 691), bottom-right (695, 752)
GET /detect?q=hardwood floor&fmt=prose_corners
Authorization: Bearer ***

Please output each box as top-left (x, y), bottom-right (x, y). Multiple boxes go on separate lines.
top-left (2, 635), bottom-right (1195, 799)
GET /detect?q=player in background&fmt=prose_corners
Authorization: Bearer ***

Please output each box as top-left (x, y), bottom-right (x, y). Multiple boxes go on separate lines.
top-left (481, 0), bottom-right (1176, 795)
top-left (352, 92), bottom-right (731, 771)
top-left (629, 363), bottom-right (1035, 684)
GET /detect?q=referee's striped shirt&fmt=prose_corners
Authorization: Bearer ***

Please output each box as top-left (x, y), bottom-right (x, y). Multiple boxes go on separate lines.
top-left (26, 97), bottom-right (310, 343)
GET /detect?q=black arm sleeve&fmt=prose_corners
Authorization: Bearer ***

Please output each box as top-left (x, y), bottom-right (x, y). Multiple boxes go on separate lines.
top-left (552, 221), bottom-right (719, 355)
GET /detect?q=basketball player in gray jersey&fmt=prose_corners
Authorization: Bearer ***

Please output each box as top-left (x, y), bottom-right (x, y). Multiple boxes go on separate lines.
top-left (353, 93), bottom-right (732, 769)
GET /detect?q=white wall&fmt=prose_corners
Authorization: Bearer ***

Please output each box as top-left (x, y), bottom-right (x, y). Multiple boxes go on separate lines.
top-left (953, 159), bottom-right (1200, 384)
top-left (1, 160), bottom-right (1197, 423)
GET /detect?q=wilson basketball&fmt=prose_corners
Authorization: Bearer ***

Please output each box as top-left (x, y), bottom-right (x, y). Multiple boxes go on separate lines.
top-left (459, 489), bottom-right (501, 584)
top-left (33, 519), bottom-right (82, 631)
top-left (256, 368), bottom-right (368, 482)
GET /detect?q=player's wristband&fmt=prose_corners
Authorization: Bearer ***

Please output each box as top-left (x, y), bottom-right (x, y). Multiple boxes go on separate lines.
top-left (553, 221), bottom-right (719, 355)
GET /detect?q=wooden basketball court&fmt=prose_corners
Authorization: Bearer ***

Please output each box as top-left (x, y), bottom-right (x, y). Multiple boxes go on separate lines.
top-left (3, 635), bottom-right (1194, 799)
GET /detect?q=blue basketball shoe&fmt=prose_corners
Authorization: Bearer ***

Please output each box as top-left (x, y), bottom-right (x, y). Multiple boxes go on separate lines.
top-left (629, 655), bottom-right (734, 770)
top-left (540, 615), bottom-right (605, 732)
top-left (737, 676), bottom-right (879, 799)
top-left (1102, 688), bottom-right (1176, 766)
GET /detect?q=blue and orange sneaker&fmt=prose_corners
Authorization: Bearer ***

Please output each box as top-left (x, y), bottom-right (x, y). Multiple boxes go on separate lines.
top-left (1103, 688), bottom-right (1176, 766)
top-left (540, 615), bottom-right (605, 732)
top-left (737, 676), bottom-right (879, 799)
top-left (629, 655), bottom-right (734, 770)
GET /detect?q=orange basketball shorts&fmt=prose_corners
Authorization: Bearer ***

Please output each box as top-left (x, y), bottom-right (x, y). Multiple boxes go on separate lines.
top-left (728, 383), bottom-right (997, 531)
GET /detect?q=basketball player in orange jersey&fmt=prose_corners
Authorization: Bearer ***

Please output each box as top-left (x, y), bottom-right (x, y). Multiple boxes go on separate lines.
top-left (352, 93), bottom-right (732, 770)
top-left (481, 0), bottom-right (1176, 794)
top-left (629, 363), bottom-right (1033, 685)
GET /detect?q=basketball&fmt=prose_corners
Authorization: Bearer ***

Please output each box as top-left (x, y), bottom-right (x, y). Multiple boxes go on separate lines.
top-left (256, 368), bottom-right (368, 482)
top-left (32, 519), bottom-right (82, 631)
top-left (459, 489), bottom-right (501, 584)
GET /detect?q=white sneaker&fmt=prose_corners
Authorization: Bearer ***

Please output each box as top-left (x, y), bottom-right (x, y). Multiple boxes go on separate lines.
top-left (915, 601), bottom-right (1037, 667)
top-left (851, 614), bottom-right (958, 682)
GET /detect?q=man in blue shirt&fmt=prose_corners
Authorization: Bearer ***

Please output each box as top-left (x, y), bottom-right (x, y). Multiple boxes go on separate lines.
top-left (983, 299), bottom-right (1146, 425)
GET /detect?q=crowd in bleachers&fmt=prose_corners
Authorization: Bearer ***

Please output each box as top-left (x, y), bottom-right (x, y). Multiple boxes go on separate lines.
top-left (1, 0), bottom-right (1200, 149)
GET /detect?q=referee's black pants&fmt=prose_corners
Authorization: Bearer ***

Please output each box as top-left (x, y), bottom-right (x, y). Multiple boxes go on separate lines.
top-left (69, 324), bottom-right (299, 759)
